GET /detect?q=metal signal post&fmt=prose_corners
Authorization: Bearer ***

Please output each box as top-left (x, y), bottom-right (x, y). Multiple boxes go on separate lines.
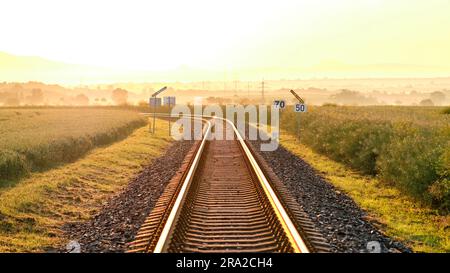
top-left (164, 96), bottom-right (176, 136)
top-left (289, 90), bottom-right (307, 139)
top-left (150, 86), bottom-right (167, 134)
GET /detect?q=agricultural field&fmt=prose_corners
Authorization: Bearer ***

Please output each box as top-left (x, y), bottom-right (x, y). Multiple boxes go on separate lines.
top-left (280, 106), bottom-right (450, 211)
top-left (0, 107), bottom-right (146, 182)
top-left (0, 121), bottom-right (173, 252)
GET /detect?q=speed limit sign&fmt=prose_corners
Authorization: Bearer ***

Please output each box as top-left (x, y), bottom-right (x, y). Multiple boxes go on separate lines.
top-left (294, 103), bottom-right (307, 112)
top-left (273, 100), bottom-right (286, 109)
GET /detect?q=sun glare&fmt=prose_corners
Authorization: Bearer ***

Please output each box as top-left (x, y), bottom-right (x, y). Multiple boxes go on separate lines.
top-left (0, 0), bottom-right (450, 82)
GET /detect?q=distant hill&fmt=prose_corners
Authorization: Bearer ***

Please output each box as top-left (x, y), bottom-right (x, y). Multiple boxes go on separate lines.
top-left (0, 52), bottom-right (216, 84)
top-left (1, 51), bottom-right (450, 84)
top-left (0, 52), bottom-right (68, 70)
top-left (0, 52), bottom-right (117, 84)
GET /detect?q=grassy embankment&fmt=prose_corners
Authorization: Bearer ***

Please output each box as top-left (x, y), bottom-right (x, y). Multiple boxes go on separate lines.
top-left (0, 108), bottom-right (172, 252)
top-left (278, 106), bottom-right (449, 252)
top-left (281, 106), bottom-right (449, 210)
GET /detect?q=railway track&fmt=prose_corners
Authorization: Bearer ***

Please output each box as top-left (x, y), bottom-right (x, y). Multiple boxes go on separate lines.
top-left (129, 117), bottom-right (329, 253)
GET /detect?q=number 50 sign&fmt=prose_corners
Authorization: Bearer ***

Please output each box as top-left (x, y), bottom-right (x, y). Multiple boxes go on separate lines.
top-left (294, 103), bottom-right (307, 113)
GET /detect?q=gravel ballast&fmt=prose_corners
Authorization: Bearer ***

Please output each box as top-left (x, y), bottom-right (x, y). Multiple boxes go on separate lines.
top-left (63, 139), bottom-right (195, 253)
top-left (250, 139), bottom-right (411, 253)
top-left (62, 128), bottom-right (411, 253)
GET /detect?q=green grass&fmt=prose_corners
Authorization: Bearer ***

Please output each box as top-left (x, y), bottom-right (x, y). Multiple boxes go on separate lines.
top-left (0, 107), bottom-right (146, 181)
top-left (279, 106), bottom-right (450, 210)
top-left (280, 131), bottom-right (450, 253)
top-left (0, 120), bottom-right (172, 252)
top-left (442, 107), bottom-right (450, 115)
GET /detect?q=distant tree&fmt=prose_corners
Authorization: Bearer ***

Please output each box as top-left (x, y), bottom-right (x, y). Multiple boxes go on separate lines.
top-left (206, 96), bottom-right (232, 105)
top-left (28, 88), bottom-right (44, 105)
top-left (74, 94), bottom-right (89, 105)
top-left (4, 97), bottom-right (20, 106)
top-left (430, 91), bottom-right (446, 105)
top-left (138, 100), bottom-right (148, 107)
top-left (0, 92), bottom-right (6, 103)
top-left (111, 88), bottom-right (128, 105)
top-left (238, 98), bottom-right (251, 105)
top-left (12, 84), bottom-right (23, 92)
top-left (330, 89), bottom-right (378, 105)
top-left (419, 99), bottom-right (434, 106)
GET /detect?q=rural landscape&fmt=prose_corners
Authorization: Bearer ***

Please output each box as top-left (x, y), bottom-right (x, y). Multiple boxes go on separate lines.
top-left (0, 0), bottom-right (449, 262)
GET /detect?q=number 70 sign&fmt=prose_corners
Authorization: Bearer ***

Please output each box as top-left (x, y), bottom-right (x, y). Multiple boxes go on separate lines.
top-left (273, 100), bottom-right (286, 109)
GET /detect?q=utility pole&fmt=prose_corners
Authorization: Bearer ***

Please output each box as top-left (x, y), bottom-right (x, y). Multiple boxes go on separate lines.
top-left (261, 79), bottom-right (265, 105)
top-left (247, 82), bottom-right (250, 97)
top-left (224, 70), bottom-right (226, 93)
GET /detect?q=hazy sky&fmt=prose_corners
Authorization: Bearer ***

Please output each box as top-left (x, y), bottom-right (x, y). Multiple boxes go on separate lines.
top-left (1, 0), bottom-right (450, 79)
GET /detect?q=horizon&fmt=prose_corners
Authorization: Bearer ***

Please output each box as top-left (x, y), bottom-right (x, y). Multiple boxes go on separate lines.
top-left (2, 51), bottom-right (450, 85)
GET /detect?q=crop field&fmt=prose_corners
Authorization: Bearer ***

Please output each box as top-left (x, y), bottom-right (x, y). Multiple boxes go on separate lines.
top-left (0, 107), bottom-right (146, 182)
top-left (0, 121), bottom-right (172, 252)
top-left (280, 106), bottom-right (450, 210)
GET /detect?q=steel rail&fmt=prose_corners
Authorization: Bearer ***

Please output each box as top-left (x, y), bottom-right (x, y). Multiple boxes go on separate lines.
top-left (217, 117), bottom-right (309, 253)
top-left (136, 113), bottom-right (310, 253)
top-left (153, 117), bottom-right (212, 253)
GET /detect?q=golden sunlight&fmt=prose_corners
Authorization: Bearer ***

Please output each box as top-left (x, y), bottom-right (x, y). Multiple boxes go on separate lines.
top-left (1, 0), bottom-right (450, 82)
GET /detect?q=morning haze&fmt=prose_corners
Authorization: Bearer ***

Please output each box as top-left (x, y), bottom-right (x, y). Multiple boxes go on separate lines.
top-left (0, 0), bottom-right (450, 106)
